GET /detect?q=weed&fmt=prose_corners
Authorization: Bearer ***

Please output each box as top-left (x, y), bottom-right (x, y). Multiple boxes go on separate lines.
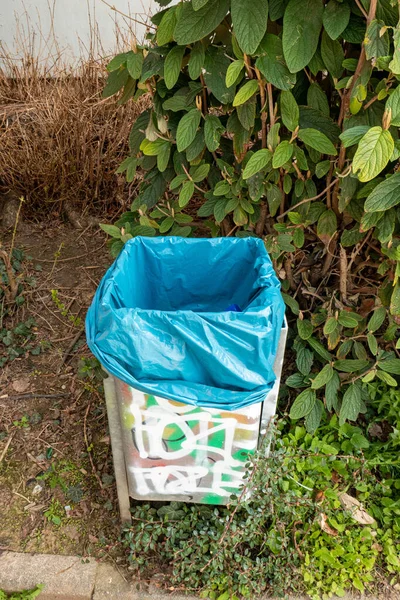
top-left (51, 290), bottom-right (82, 327)
top-left (0, 585), bottom-right (44, 600)
top-left (12, 415), bottom-right (30, 429)
top-left (44, 499), bottom-right (64, 527)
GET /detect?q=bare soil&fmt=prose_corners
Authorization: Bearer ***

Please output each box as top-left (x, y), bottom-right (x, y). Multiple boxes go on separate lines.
top-left (0, 223), bottom-right (122, 559)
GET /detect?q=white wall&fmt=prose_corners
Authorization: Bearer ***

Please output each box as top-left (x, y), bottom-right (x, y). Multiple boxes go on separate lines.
top-left (0, 0), bottom-right (159, 68)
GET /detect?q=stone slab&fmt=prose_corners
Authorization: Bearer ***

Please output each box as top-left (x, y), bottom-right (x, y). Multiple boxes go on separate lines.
top-left (0, 552), bottom-right (97, 600)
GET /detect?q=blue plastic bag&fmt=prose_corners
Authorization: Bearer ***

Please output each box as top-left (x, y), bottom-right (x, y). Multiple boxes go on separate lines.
top-left (86, 236), bottom-right (285, 411)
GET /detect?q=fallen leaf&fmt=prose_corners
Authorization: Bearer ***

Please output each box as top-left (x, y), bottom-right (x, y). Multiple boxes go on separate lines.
top-left (12, 378), bottom-right (30, 393)
top-left (372, 543), bottom-right (383, 552)
top-left (319, 513), bottom-right (338, 536)
top-left (339, 492), bottom-right (376, 525)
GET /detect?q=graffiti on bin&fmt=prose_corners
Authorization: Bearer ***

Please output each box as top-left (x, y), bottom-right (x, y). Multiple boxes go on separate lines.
top-left (117, 381), bottom-right (261, 504)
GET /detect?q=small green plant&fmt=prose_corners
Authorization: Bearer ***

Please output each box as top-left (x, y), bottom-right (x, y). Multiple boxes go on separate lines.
top-left (12, 415), bottom-right (30, 429)
top-left (44, 498), bottom-right (65, 526)
top-left (0, 585), bottom-right (44, 600)
top-left (51, 289), bottom-right (82, 327)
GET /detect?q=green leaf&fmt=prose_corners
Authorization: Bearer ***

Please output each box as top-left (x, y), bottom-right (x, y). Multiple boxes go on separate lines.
top-left (311, 364), bottom-right (334, 389)
top-left (231, 0), bottom-right (269, 55)
top-left (298, 128), bottom-right (337, 155)
top-left (299, 106), bottom-right (340, 144)
top-left (307, 337), bottom-right (332, 361)
top-left (159, 216), bottom-right (174, 233)
top-left (364, 172), bottom-right (400, 212)
top-left (100, 224), bottom-right (121, 238)
top-left (243, 149), bottom-right (273, 179)
top-left (157, 7), bottom-right (177, 46)
top-left (127, 52), bottom-right (143, 80)
top-left (305, 399), bottom-right (324, 433)
top-left (341, 227), bottom-right (364, 247)
top-left (103, 68), bottom-right (129, 98)
top-left (390, 282), bottom-right (400, 316)
top-left (174, 0), bottom-right (230, 45)
top-left (339, 382), bottom-right (362, 425)
top-left (286, 373), bottom-right (307, 388)
top-left (307, 83), bottom-right (330, 117)
top-left (204, 115), bottom-right (224, 152)
top-left (296, 346), bottom-right (314, 375)
top-left (289, 388), bottom-right (316, 419)
top-left (282, 0), bottom-right (323, 74)
top-left (107, 53), bottom-right (129, 72)
top-left (188, 42), bottom-right (206, 80)
top-left (186, 130), bottom-right (205, 161)
top-left (321, 31), bottom-right (344, 79)
top-left (350, 433), bottom-right (369, 450)
top-left (193, 0), bottom-right (209, 9)
top-left (237, 96), bottom-right (256, 130)
top-left (233, 80), bottom-right (259, 107)
top-left (317, 209), bottom-right (337, 245)
top-left (297, 318), bottom-right (313, 340)
top-left (280, 91), bottom-right (299, 132)
top-left (190, 163), bottom-right (210, 182)
top-left (214, 198), bottom-right (227, 222)
top-left (157, 143), bottom-right (171, 172)
top-left (272, 141), bottom-right (293, 168)
top-left (352, 126), bottom-right (394, 183)
top-left (323, 316), bottom-right (338, 335)
top-left (164, 46), bottom-right (185, 89)
top-left (214, 180), bottom-right (231, 196)
top-left (334, 359), bottom-right (370, 373)
top-left (176, 109), bottom-right (202, 152)
top-left (386, 85), bottom-right (400, 126)
top-left (255, 34), bottom-right (296, 91)
top-left (204, 47), bottom-right (236, 104)
top-left (267, 185), bottom-right (283, 217)
top-left (365, 19), bottom-right (390, 61)
top-left (378, 358), bottom-right (400, 375)
top-left (315, 160), bottom-right (331, 179)
top-left (179, 180), bottom-right (195, 207)
top-left (368, 306), bottom-right (386, 332)
top-left (377, 370), bottom-right (398, 386)
top-left (282, 292), bottom-right (300, 315)
top-left (339, 126), bottom-right (370, 148)
top-left (337, 311), bottom-right (360, 328)
top-left (226, 59), bottom-right (244, 87)
top-left (323, 0), bottom-right (350, 40)
top-left (367, 333), bottom-right (378, 356)
top-left (389, 26), bottom-right (400, 75)
top-left (325, 370), bottom-right (340, 411)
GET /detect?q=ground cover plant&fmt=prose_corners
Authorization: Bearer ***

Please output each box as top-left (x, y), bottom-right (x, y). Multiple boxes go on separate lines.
top-left (97, 0), bottom-right (400, 597)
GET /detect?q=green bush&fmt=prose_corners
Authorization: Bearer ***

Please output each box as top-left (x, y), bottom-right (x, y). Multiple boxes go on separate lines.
top-left (102, 0), bottom-right (400, 433)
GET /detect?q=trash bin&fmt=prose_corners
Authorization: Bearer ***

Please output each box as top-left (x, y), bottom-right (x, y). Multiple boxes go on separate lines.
top-left (86, 236), bottom-right (286, 512)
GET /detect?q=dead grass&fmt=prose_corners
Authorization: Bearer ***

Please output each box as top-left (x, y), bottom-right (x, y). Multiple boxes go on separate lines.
top-left (0, 43), bottom-right (149, 218)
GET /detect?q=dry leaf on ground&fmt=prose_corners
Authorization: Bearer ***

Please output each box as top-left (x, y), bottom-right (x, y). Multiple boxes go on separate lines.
top-left (319, 513), bottom-right (338, 536)
top-left (339, 492), bottom-right (376, 525)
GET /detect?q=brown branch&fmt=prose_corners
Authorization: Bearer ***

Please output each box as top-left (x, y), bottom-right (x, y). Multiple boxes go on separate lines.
top-left (255, 67), bottom-right (267, 148)
top-left (340, 246), bottom-right (348, 301)
top-left (278, 176), bottom-right (340, 220)
top-left (267, 83), bottom-right (275, 128)
top-left (0, 250), bottom-right (18, 303)
top-left (256, 203), bottom-right (268, 236)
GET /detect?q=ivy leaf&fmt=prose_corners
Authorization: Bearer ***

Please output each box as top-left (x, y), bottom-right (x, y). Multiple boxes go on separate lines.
top-left (204, 115), bottom-right (225, 152)
top-left (298, 128), bottom-right (337, 155)
top-left (321, 31), bottom-right (344, 79)
top-left (339, 126), bottom-right (370, 148)
top-left (226, 59), bottom-right (244, 87)
top-left (339, 382), bottom-right (362, 425)
top-left (189, 42), bottom-right (206, 80)
top-left (297, 318), bottom-right (313, 340)
top-left (352, 126), bottom-right (394, 183)
top-left (280, 91), bottom-right (299, 132)
top-left (127, 52), bottom-right (143, 80)
top-left (255, 34), bottom-right (296, 91)
top-left (164, 46), bottom-right (185, 89)
top-left (174, 0), bottom-right (230, 45)
top-left (231, 0), bottom-right (269, 55)
top-left (176, 109), bottom-right (202, 152)
top-left (282, 0), bottom-right (323, 74)
top-left (385, 86), bottom-right (400, 126)
top-left (272, 141), bottom-right (293, 168)
top-left (243, 149), bottom-right (273, 179)
top-left (364, 172), bottom-right (400, 212)
top-left (233, 80), bottom-right (259, 107)
top-left (323, 0), bottom-right (350, 40)
top-left (365, 19), bottom-right (390, 61)
top-left (289, 388), bottom-right (316, 419)
top-left (157, 7), bottom-right (177, 46)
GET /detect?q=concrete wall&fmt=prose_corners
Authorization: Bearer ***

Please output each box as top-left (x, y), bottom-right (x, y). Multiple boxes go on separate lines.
top-left (0, 0), bottom-right (158, 68)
